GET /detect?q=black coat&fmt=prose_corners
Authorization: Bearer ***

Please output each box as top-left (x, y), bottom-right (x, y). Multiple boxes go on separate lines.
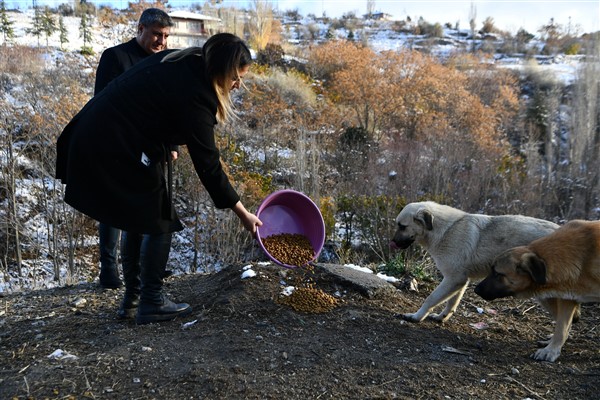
top-left (94, 38), bottom-right (149, 95)
top-left (95, 39), bottom-right (179, 161)
top-left (56, 49), bottom-right (240, 234)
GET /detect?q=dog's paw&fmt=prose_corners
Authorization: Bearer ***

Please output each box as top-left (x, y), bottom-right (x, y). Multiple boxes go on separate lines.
top-left (397, 313), bottom-right (423, 323)
top-left (428, 313), bottom-right (450, 323)
top-left (531, 346), bottom-right (561, 362)
top-left (537, 337), bottom-right (552, 347)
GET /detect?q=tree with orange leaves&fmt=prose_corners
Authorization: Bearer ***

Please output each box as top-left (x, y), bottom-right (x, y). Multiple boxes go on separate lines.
top-left (308, 40), bottom-right (519, 159)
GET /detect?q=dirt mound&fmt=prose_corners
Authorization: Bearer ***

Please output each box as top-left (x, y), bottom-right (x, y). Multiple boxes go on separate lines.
top-left (1, 263), bottom-right (599, 399)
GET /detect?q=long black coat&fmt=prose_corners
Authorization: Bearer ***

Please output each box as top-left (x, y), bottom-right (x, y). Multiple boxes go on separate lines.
top-left (95, 39), bottom-right (179, 160)
top-left (56, 49), bottom-right (240, 234)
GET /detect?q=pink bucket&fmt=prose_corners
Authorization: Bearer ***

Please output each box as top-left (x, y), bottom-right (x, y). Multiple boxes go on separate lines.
top-left (256, 190), bottom-right (325, 268)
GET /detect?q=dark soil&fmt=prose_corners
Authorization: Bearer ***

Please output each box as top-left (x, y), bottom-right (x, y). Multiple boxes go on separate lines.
top-left (1, 263), bottom-right (599, 399)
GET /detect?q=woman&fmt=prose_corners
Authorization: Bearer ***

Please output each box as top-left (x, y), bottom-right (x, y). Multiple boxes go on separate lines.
top-left (56, 33), bottom-right (262, 324)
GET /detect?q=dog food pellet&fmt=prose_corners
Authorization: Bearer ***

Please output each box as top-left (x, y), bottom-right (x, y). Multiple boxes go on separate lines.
top-left (262, 233), bottom-right (315, 267)
top-left (279, 287), bottom-right (339, 313)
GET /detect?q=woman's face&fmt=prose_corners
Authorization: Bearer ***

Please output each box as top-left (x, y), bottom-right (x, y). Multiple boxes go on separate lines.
top-left (231, 65), bottom-right (250, 91)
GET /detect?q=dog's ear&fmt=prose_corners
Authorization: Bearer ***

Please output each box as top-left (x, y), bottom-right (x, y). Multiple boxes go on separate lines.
top-left (518, 252), bottom-right (547, 285)
top-left (415, 209), bottom-right (434, 231)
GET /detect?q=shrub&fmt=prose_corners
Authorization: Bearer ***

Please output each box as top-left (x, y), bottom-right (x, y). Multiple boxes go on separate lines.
top-left (379, 247), bottom-right (434, 281)
top-left (79, 46), bottom-right (94, 56)
top-left (319, 196), bottom-right (336, 241)
top-left (564, 42), bottom-right (581, 55)
top-left (335, 194), bottom-right (406, 262)
top-left (256, 43), bottom-right (285, 67)
top-left (0, 46), bottom-right (44, 74)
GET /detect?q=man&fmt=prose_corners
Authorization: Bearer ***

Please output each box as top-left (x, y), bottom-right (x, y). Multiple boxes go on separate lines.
top-left (95, 8), bottom-right (175, 290)
top-left (94, 8), bottom-right (173, 94)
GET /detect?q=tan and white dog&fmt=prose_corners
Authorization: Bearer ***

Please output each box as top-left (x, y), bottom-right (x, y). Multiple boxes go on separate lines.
top-left (391, 201), bottom-right (558, 323)
top-left (475, 220), bottom-right (600, 362)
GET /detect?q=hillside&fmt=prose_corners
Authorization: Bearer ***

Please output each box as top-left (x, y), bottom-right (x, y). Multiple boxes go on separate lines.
top-left (0, 5), bottom-right (594, 295)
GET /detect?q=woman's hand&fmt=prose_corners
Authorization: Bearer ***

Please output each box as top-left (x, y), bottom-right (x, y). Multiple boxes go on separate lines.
top-left (232, 201), bottom-right (262, 235)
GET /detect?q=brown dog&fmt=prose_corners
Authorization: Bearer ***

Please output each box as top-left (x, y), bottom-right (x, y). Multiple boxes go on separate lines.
top-left (475, 220), bottom-right (600, 362)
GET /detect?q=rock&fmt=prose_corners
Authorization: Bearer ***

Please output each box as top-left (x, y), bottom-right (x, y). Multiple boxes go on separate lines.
top-left (315, 263), bottom-right (398, 299)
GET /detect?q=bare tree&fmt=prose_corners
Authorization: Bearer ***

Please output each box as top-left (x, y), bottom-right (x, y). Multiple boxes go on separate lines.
top-left (469, 2), bottom-right (477, 51)
top-left (248, 0), bottom-right (273, 51)
top-left (568, 39), bottom-right (600, 218)
top-left (366, 0), bottom-right (375, 16)
top-left (481, 16), bottom-right (495, 34)
top-left (216, 7), bottom-right (245, 37)
top-left (0, 104), bottom-right (24, 276)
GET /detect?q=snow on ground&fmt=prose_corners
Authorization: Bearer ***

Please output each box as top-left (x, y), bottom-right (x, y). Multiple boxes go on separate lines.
top-left (496, 54), bottom-right (585, 85)
top-left (5, 9), bottom-right (118, 52)
top-left (2, 9), bottom-right (585, 85)
top-left (0, 9), bottom-right (585, 294)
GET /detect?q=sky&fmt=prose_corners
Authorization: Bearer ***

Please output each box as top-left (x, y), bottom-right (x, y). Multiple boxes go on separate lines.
top-left (6, 0), bottom-right (600, 34)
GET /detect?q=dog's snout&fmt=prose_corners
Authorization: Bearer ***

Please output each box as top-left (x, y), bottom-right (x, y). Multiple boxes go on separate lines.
top-left (391, 235), bottom-right (414, 249)
top-left (474, 278), bottom-right (511, 301)
top-left (474, 282), bottom-right (495, 301)
top-left (474, 282), bottom-right (486, 297)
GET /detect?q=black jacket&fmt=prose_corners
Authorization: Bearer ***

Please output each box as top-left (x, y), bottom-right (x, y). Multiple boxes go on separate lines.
top-left (56, 50), bottom-right (240, 234)
top-left (94, 38), bottom-right (149, 95)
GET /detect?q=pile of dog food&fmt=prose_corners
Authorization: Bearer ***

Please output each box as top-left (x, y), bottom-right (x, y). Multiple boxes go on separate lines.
top-left (261, 233), bottom-right (338, 313)
top-left (276, 264), bottom-right (340, 314)
top-left (262, 233), bottom-right (315, 267)
top-left (279, 285), bottom-right (339, 313)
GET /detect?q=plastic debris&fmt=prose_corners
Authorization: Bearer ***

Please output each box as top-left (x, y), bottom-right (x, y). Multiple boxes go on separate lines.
top-left (441, 346), bottom-right (472, 356)
top-left (182, 320), bottom-right (198, 329)
top-left (71, 297), bottom-right (87, 308)
top-left (47, 349), bottom-right (78, 360)
top-left (408, 278), bottom-right (419, 292)
top-left (469, 322), bottom-right (489, 330)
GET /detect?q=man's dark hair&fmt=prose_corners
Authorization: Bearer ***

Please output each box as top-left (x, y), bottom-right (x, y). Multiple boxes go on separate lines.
top-left (139, 8), bottom-right (174, 28)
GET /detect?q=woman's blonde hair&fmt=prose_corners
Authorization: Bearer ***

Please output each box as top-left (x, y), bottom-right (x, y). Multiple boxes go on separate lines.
top-left (161, 33), bottom-right (252, 122)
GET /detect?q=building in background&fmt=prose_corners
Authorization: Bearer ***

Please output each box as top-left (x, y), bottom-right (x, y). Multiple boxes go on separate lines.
top-left (363, 12), bottom-right (392, 21)
top-left (168, 10), bottom-right (222, 48)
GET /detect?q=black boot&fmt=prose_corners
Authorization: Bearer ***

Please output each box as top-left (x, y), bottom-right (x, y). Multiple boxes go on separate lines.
top-left (118, 296), bottom-right (140, 319)
top-left (99, 223), bottom-right (122, 289)
top-left (117, 232), bottom-right (142, 319)
top-left (136, 233), bottom-right (191, 325)
top-left (99, 266), bottom-right (122, 289)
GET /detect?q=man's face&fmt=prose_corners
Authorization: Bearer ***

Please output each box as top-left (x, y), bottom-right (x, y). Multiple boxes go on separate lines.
top-left (137, 23), bottom-right (170, 54)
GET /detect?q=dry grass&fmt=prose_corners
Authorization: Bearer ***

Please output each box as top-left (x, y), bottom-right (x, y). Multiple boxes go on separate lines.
top-left (0, 46), bottom-right (45, 74)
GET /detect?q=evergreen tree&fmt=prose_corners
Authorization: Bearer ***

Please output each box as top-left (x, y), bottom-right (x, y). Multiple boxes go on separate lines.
top-left (40, 6), bottom-right (57, 47)
top-left (0, 0), bottom-right (15, 44)
top-left (516, 28), bottom-right (534, 52)
top-left (58, 15), bottom-right (69, 50)
top-left (347, 29), bottom-right (354, 41)
top-left (325, 27), bottom-right (334, 40)
top-left (26, 6), bottom-right (44, 46)
top-left (79, 11), bottom-right (93, 55)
